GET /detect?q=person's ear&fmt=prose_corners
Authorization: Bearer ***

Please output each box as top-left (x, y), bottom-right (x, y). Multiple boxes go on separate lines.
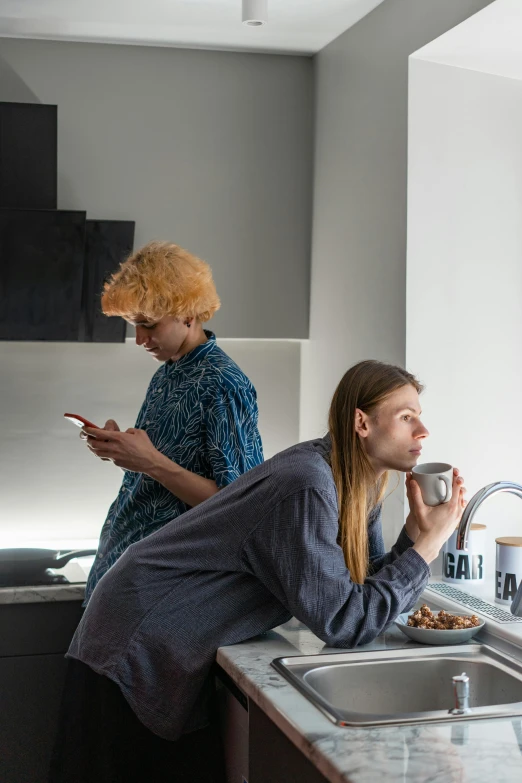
top-left (354, 408), bottom-right (370, 439)
top-left (184, 317), bottom-right (193, 328)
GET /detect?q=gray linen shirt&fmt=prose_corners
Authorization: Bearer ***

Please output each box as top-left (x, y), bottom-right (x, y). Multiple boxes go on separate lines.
top-left (68, 436), bottom-right (430, 740)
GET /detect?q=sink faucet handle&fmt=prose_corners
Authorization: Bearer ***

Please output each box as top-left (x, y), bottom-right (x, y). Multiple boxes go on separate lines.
top-left (449, 672), bottom-right (471, 715)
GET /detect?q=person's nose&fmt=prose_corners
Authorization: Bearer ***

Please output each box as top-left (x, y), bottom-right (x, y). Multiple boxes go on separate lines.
top-left (415, 420), bottom-right (429, 439)
top-left (135, 327), bottom-right (148, 347)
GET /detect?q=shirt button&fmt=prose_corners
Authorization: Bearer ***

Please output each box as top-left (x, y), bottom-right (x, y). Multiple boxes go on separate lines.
top-left (146, 420), bottom-right (150, 425)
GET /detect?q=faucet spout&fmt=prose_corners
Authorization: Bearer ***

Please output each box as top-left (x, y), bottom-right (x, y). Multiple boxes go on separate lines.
top-left (456, 481), bottom-right (522, 551)
top-left (455, 481), bottom-right (522, 617)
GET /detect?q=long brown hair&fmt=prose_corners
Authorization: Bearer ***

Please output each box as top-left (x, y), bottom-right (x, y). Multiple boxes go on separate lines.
top-left (328, 360), bottom-right (423, 584)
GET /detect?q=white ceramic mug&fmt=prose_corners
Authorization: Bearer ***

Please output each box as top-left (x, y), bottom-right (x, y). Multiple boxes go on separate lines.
top-left (411, 462), bottom-right (453, 506)
top-left (442, 524), bottom-right (486, 584)
top-left (495, 537), bottom-right (522, 605)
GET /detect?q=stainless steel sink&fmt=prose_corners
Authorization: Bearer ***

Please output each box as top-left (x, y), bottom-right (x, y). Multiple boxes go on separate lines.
top-left (271, 644), bottom-right (522, 727)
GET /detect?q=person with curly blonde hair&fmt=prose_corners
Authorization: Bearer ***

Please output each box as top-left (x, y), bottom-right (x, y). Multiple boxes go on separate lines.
top-left (81, 241), bottom-right (264, 605)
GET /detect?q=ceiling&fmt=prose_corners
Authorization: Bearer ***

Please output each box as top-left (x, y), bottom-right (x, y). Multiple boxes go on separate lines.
top-left (0, 0), bottom-right (385, 55)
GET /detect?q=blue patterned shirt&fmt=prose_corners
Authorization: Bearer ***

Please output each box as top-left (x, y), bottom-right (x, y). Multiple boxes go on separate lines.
top-left (84, 331), bottom-right (263, 603)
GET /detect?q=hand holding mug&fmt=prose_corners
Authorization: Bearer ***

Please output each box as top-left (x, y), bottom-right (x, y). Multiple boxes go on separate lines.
top-left (411, 462), bottom-right (454, 506)
top-left (407, 467), bottom-right (467, 565)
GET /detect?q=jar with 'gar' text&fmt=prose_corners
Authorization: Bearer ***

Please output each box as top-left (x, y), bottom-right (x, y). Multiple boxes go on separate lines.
top-left (442, 524), bottom-right (486, 584)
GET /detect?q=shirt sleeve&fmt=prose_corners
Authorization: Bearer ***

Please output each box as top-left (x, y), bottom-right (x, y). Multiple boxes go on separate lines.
top-left (241, 487), bottom-right (430, 648)
top-left (368, 505), bottom-right (417, 574)
top-left (203, 383), bottom-right (264, 488)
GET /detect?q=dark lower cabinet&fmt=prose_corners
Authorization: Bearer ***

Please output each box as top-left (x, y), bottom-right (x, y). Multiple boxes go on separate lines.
top-left (216, 667), bottom-right (249, 783)
top-left (249, 700), bottom-right (329, 783)
top-left (0, 653), bottom-right (67, 783)
top-left (0, 600), bottom-right (84, 783)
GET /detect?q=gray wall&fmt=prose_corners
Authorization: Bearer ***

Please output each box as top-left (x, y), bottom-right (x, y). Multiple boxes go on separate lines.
top-left (0, 39), bottom-right (313, 338)
top-left (301, 0), bottom-right (493, 545)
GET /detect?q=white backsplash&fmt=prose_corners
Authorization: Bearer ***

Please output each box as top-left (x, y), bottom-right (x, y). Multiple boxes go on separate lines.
top-left (0, 339), bottom-right (301, 547)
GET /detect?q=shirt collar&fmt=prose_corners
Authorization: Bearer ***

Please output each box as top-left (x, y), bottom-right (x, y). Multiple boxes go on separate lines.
top-left (165, 330), bottom-right (216, 373)
top-left (314, 433), bottom-right (332, 463)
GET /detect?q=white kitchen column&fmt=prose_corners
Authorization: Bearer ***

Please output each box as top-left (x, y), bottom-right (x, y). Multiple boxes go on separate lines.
top-left (406, 0), bottom-right (522, 559)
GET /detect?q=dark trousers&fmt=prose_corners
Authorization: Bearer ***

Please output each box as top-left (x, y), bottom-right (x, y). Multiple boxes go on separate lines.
top-left (49, 659), bottom-right (226, 783)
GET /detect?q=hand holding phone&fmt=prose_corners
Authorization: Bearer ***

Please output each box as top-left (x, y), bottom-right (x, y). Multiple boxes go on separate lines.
top-left (64, 414), bottom-right (121, 466)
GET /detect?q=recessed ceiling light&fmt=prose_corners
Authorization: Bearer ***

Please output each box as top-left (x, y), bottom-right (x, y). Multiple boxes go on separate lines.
top-left (242, 0), bottom-right (268, 27)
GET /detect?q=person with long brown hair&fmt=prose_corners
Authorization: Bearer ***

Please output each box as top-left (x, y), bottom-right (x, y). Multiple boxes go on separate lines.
top-left (50, 360), bottom-right (466, 783)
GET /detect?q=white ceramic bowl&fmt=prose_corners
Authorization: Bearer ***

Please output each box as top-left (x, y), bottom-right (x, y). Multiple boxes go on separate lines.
top-left (394, 612), bottom-right (485, 645)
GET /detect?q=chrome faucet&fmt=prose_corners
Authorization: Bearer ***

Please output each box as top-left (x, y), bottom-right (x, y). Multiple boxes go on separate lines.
top-left (456, 481), bottom-right (522, 616)
top-left (449, 672), bottom-right (471, 715)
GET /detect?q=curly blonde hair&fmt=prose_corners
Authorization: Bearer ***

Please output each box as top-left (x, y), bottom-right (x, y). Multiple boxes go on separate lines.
top-left (101, 241), bottom-right (221, 323)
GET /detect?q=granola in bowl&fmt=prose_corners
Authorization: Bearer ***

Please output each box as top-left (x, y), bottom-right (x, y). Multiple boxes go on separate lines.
top-left (407, 604), bottom-right (481, 630)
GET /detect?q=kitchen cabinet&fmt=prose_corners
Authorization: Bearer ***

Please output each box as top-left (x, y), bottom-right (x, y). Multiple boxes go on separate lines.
top-left (0, 100), bottom-right (136, 344)
top-left (0, 653), bottom-right (67, 783)
top-left (0, 208), bottom-right (86, 341)
top-left (218, 659), bottom-right (329, 783)
top-left (0, 599), bottom-right (84, 783)
top-left (216, 666), bottom-right (249, 783)
top-left (249, 700), bottom-right (329, 783)
top-left (0, 102), bottom-right (57, 210)
top-left (81, 219), bottom-right (135, 343)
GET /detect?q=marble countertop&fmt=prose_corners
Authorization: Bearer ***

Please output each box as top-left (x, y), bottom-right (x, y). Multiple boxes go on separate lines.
top-left (217, 618), bottom-right (522, 783)
top-left (4, 552), bottom-right (522, 781)
top-left (0, 557), bottom-right (93, 604)
top-left (0, 583), bottom-right (86, 604)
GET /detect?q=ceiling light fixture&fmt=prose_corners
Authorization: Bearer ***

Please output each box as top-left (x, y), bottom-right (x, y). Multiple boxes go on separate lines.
top-left (242, 0), bottom-right (268, 27)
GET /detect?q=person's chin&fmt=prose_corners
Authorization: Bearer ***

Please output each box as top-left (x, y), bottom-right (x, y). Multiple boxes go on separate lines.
top-left (389, 455), bottom-right (420, 472)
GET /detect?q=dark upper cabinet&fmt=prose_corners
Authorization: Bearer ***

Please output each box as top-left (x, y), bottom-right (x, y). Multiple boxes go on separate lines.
top-left (82, 219), bottom-right (135, 343)
top-left (0, 101), bottom-right (136, 342)
top-left (0, 209), bottom-right (86, 341)
top-left (0, 102), bottom-right (57, 210)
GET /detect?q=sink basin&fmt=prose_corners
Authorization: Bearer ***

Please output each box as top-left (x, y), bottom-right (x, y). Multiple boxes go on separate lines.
top-left (271, 644), bottom-right (522, 726)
